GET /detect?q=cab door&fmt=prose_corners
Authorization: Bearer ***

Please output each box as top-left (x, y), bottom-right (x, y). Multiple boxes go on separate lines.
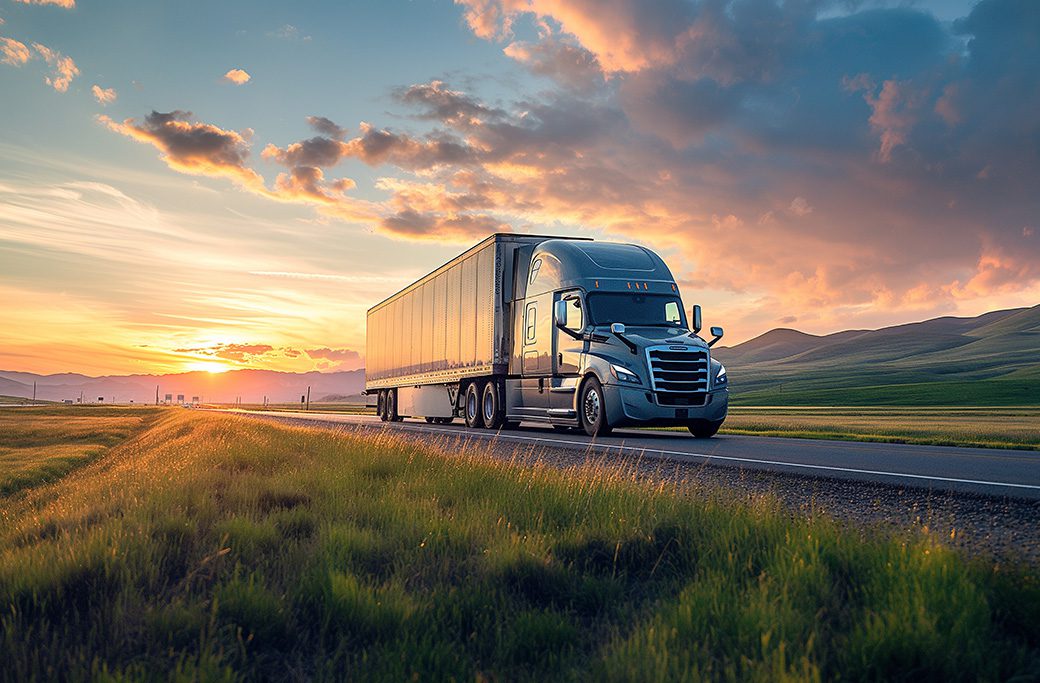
top-left (519, 295), bottom-right (551, 416)
top-left (549, 291), bottom-right (586, 413)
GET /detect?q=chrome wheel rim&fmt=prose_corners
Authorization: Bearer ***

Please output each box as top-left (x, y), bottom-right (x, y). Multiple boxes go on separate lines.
top-left (467, 391), bottom-right (477, 421)
top-left (583, 387), bottom-right (601, 426)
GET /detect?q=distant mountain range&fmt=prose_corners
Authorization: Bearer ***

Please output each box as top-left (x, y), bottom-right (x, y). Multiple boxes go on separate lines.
top-left (0, 369), bottom-right (365, 404)
top-left (712, 305), bottom-right (1040, 404)
top-left (3, 305), bottom-right (1037, 407)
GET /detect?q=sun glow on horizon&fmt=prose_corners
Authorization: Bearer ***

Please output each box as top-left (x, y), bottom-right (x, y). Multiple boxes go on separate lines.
top-left (183, 360), bottom-right (233, 374)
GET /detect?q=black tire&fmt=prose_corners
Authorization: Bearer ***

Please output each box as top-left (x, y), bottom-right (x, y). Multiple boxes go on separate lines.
top-left (688, 419), bottom-right (723, 438)
top-left (377, 391), bottom-right (388, 422)
top-left (579, 377), bottom-right (612, 437)
top-left (386, 389), bottom-right (400, 422)
top-left (464, 382), bottom-right (485, 428)
top-left (481, 380), bottom-right (504, 429)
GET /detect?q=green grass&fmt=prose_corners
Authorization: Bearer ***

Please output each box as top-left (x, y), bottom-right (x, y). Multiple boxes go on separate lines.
top-left (0, 406), bottom-right (157, 495)
top-left (703, 406), bottom-right (1040, 450)
top-left (0, 395), bottom-right (53, 405)
top-left (732, 379), bottom-right (1040, 407)
top-left (0, 409), bottom-right (1038, 681)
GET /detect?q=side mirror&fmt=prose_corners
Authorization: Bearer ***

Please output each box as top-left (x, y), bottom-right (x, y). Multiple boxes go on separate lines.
top-left (691, 305), bottom-right (702, 334)
top-left (554, 299), bottom-right (568, 328)
top-left (708, 326), bottom-right (724, 347)
top-left (610, 322), bottom-right (626, 335)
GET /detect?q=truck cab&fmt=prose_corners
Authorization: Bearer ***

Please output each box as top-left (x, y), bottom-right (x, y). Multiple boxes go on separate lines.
top-left (504, 239), bottom-right (728, 437)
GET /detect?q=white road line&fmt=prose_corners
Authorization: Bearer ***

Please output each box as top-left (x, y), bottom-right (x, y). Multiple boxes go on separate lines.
top-left (223, 411), bottom-right (1040, 493)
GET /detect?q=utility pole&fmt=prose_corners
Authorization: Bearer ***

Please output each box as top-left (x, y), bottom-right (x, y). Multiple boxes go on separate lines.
top-left (155, 384), bottom-right (159, 406)
top-left (32, 381), bottom-right (36, 404)
top-left (306, 386), bottom-right (310, 411)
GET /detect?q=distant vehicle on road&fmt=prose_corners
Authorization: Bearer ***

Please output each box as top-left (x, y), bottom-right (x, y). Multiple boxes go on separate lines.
top-left (365, 234), bottom-right (728, 437)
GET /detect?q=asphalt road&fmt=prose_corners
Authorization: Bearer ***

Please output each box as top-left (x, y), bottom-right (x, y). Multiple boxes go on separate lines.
top-left (218, 410), bottom-right (1040, 501)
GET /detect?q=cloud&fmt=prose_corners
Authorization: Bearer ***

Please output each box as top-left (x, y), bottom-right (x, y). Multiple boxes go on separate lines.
top-left (304, 347), bottom-right (360, 362)
top-left (267, 24), bottom-right (311, 41)
top-left (223, 68), bottom-right (251, 85)
top-left (91, 84), bottom-right (117, 105)
top-left (99, 110), bottom-right (264, 189)
top-left (0, 37), bottom-right (30, 65)
top-left (175, 343), bottom-right (275, 363)
top-left (262, 136), bottom-right (348, 168)
top-left (12, 0), bottom-right (74, 7)
top-left (306, 115), bottom-right (347, 139)
top-left (273, 165), bottom-right (356, 204)
top-left (503, 37), bottom-right (603, 91)
top-left (30, 42), bottom-right (78, 91)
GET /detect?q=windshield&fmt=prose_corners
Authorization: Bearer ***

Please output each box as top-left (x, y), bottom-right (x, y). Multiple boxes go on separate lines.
top-left (586, 293), bottom-right (686, 327)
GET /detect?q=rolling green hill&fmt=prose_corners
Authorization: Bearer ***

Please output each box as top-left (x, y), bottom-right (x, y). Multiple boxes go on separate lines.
top-left (713, 305), bottom-right (1040, 405)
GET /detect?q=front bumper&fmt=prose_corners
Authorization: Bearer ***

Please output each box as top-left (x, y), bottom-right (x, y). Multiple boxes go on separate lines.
top-left (604, 384), bottom-right (729, 427)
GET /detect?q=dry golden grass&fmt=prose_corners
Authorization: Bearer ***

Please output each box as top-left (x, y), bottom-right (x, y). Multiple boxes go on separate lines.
top-left (0, 408), bottom-right (155, 495)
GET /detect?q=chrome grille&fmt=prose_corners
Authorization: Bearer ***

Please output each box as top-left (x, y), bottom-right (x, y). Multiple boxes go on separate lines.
top-left (646, 345), bottom-right (709, 406)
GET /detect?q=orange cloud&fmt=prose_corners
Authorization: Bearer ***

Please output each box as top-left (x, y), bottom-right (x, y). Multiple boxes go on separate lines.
top-left (91, 84), bottom-right (117, 105)
top-left (31, 42), bottom-right (78, 92)
top-left (98, 110), bottom-right (264, 189)
top-left (13, 0), bottom-right (74, 7)
top-left (223, 68), bottom-right (251, 85)
top-left (0, 37), bottom-right (30, 65)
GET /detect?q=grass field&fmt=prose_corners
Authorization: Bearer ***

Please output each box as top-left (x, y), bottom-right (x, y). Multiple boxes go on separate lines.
top-left (714, 406), bottom-right (1040, 450)
top-left (731, 379), bottom-right (1040, 406)
top-left (0, 406), bottom-right (156, 495)
top-left (0, 407), bottom-right (1038, 680)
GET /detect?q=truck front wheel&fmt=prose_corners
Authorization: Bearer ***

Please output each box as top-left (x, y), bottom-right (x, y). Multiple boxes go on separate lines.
top-left (464, 382), bottom-right (485, 428)
top-left (579, 377), bottom-right (613, 438)
top-left (688, 419), bottom-right (723, 438)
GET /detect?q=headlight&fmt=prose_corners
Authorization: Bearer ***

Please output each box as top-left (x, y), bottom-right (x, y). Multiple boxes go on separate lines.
top-left (610, 364), bottom-right (641, 384)
top-left (715, 364), bottom-right (727, 385)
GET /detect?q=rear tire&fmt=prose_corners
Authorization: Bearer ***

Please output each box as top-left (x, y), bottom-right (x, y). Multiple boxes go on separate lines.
top-left (386, 389), bottom-right (400, 422)
top-left (377, 391), bottom-right (388, 422)
top-left (579, 377), bottom-right (613, 437)
top-left (464, 382), bottom-right (485, 428)
top-left (481, 380), bottom-right (504, 429)
top-left (688, 419), bottom-right (722, 438)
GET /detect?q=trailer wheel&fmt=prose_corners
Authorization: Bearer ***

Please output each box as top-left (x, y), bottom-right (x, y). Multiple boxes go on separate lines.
top-left (386, 389), bottom-right (400, 422)
top-left (579, 377), bottom-right (613, 438)
top-left (687, 419), bottom-right (722, 438)
top-left (377, 391), bottom-right (388, 421)
top-left (481, 380), bottom-right (504, 429)
top-left (464, 382), bottom-right (485, 428)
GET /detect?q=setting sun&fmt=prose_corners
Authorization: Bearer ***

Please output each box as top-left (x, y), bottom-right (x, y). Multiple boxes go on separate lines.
top-left (183, 360), bottom-right (232, 374)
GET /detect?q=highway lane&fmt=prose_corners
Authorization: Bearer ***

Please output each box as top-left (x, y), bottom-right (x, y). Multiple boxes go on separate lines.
top-left (215, 409), bottom-right (1040, 500)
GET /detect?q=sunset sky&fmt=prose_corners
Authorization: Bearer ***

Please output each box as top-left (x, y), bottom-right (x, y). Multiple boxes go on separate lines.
top-left (1, 0), bottom-right (1037, 376)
